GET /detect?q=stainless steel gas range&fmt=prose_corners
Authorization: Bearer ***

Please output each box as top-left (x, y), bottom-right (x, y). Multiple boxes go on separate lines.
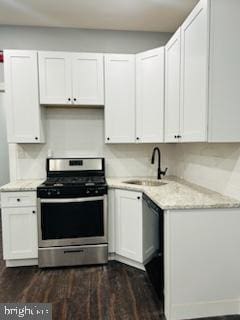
top-left (37, 158), bottom-right (108, 268)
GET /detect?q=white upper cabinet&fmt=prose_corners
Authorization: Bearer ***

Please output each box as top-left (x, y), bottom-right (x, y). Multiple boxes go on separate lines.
top-left (4, 50), bottom-right (45, 143)
top-left (38, 51), bottom-right (72, 105)
top-left (136, 47), bottom-right (165, 143)
top-left (165, 29), bottom-right (181, 143)
top-left (38, 51), bottom-right (104, 106)
top-left (165, 0), bottom-right (209, 143)
top-left (165, 0), bottom-right (240, 143)
top-left (72, 53), bottom-right (104, 105)
top-left (104, 54), bottom-right (135, 143)
top-left (180, 0), bottom-right (209, 142)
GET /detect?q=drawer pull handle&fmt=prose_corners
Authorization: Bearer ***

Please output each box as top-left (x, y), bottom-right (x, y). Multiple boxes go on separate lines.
top-left (64, 249), bottom-right (84, 254)
top-left (17, 198), bottom-right (21, 202)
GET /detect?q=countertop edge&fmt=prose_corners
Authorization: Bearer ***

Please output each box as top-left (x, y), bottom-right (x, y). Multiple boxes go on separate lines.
top-left (107, 178), bottom-right (240, 210)
top-left (1, 178), bottom-right (240, 210)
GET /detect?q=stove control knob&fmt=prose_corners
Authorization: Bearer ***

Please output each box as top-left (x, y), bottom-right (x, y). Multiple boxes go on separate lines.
top-left (47, 191), bottom-right (51, 196)
top-left (95, 190), bottom-right (99, 194)
top-left (86, 190), bottom-right (90, 194)
top-left (57, 191), bottom-right (60, 195)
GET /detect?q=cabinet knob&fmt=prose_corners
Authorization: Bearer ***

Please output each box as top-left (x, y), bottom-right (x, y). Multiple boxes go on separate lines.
top-left (73, 98), bottom-right (77, 101)
top-left (68, 98), bottom-right (71, 101)
top-left (17, 198), bottom-right (20, 202)
top-left (137, 196), bottom-right (141, 200)
top-left (136, 137), bottom-right (140, 141)
top-left (35, 137), bottom-right (38, 140)
top-left (107, 137), bottom-right (110, 141)
top-left (32, 210), bottom-right (36, 214)
top-left (174, 135), bottom-right (177, 138)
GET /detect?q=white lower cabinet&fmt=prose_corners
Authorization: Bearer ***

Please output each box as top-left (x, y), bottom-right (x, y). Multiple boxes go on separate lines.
top-left (115, 189), bottom-right (143, 262)
top-left (109, 189), bottom-right (159, 267)
top-left (164, 208), bottom-right (240, 320)
top-left (1, 192), bottom-right (38, 264)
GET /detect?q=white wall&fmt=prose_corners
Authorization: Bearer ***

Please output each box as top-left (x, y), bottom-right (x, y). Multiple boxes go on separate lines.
top-left (0, 26), bottom-right (171, 53)
top-left (12, 108), bottom-right (175, 180)
top-left (175, 143), bottom-right (240, 200)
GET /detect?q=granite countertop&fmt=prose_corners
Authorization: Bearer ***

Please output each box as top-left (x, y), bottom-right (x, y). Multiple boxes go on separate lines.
top-left (1, 176), bottom-right (240, 210)
top-left (107, 176), bottom-right (240, 210)
top-left (0, 179), bottom-right (44, 192)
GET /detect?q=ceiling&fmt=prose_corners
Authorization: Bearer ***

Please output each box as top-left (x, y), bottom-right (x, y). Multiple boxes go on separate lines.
top-left (0, 0), bottom-right (199, 33)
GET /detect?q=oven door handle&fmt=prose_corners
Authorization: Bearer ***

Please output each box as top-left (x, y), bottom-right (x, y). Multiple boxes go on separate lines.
top-left (40, 196), bottom-right (105, 203)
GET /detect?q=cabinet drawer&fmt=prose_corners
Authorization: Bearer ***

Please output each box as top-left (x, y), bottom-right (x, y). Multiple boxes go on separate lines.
top-left (1, 192), bottom-right (37, 208)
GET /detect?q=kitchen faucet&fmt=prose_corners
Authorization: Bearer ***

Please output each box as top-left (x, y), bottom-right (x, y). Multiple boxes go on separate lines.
top-left (151, 147), bottom-right (168, 180)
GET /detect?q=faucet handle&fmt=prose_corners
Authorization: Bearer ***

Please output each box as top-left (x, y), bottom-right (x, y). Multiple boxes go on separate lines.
top-left (162, 168), bottom-right (168, 176)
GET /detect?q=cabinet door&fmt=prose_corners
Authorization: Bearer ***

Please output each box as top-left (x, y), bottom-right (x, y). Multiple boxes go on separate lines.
top-left (4, 50), bottom-right (44, 143)
top-left (115, 190), bottom-right (142, 262)
top-left (165, 29), bottom-right (181, 143)
top-left (38, 51), bottom-right (72, 105)
top-left (104, 54), bottom-right (135, 143)
top-left (1, 207), bottom-right (38, 260)
top-left (72, 53), bottom-right (104, 105)
top-left (136, 47), bottom-right (164, 143)
top-left (180, 0), bottom-right (209, 142)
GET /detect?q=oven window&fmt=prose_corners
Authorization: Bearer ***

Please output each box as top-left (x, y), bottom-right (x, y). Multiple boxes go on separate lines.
top-left (41, 200), bottom-right (104, 240)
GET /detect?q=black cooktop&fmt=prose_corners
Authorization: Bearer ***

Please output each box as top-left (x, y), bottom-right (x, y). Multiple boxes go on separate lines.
top-left (42, 176), bottom-right (106, 187)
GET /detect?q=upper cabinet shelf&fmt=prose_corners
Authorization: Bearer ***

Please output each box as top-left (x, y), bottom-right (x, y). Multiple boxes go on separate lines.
top-left (38, 52), bottom-right (104, 106)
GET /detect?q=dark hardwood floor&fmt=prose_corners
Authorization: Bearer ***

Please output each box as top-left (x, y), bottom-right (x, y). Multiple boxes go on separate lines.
top-left (0, 219), bottom-right (163, 320)
top-left (0, 218), bottom-right (239, 320)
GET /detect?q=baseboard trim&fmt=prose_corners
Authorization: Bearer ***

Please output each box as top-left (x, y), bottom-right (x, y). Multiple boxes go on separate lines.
top-left (170, 298), bottom-right (240, 320)
top-left (5, 255), bottom-right (144, 270)
top-left (108, 253), bottom-right (145, 271)
top-left (6, 259), bottom-right (38, 267)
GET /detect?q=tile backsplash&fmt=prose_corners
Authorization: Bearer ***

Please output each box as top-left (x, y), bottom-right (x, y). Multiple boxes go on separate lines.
top-left (10, 108), bottom-right (176, 180)
top-left (175, 143), bottom-right (240, 200)
top-left (10, 108), bottom-right (240, 200)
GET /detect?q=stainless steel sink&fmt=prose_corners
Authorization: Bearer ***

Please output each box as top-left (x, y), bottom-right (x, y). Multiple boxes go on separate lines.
top-left (123, 179), bottom-right (167, 187)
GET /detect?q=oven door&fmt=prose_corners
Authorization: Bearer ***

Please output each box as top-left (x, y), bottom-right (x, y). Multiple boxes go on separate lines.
top-left (38, 195), bottom-right (107, 248)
